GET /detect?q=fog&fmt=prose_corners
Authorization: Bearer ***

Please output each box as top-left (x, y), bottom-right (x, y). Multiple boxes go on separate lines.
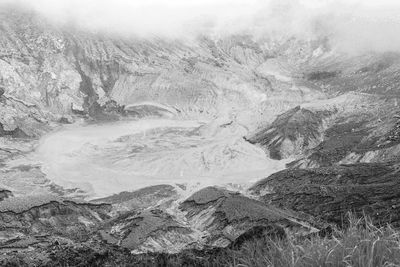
top-left (2, 0), bottom-right (400, 53)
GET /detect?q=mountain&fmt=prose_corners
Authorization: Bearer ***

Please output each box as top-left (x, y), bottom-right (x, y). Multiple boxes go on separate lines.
top-left (1, 4), bottom-right (400, 265)
top-left (0, 6), bottom-right (330, 135)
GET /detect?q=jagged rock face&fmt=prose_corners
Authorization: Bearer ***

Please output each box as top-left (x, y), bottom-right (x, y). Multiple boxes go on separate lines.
top-left (179, 187), bottom-right (317, 248)
top-left (250, 163), bottom-right (400, 226)
top-left (304, 53), bottom-right (400, 96)
top-left (293, 99), bottom-right (400, 168)
top-left (248, 105), bottom-right (335, 160)
top-left (0, 189), bottom-right (12, 201)
top-left (0, 185), bottom-right (317, 258)
top-left (0, 96), bottom-right (50, 138)
top-left (0, 6), bottom-right (398, 133)
top-left (0, 7), bottom-right (331, 136)
top-left (93, 186), bottom-right (318, 254)
top-left (124, 103), bottom-right (176, 118)
top-left (299, 118), bottom-right (373, 167)
top-left (99, 209), bottom-right (198, 254)
top-left (246, 46), bottom-right (400, 166)
top-left (250, 91), bottom-right (400, 167)
top-left (0, 195), bottom-right (111, 250)
top-left (91, 185), bottom-right (178, 212)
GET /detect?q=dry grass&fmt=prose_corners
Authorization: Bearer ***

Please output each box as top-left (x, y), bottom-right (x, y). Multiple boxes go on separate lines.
top-left (3, 215), bottom-right (400, 267)
top-left (226, 215), bottom-right (400, 267)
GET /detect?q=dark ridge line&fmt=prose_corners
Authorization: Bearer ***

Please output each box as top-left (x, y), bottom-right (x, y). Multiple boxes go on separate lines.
top-left (0, 199), bottom-right (111, 215)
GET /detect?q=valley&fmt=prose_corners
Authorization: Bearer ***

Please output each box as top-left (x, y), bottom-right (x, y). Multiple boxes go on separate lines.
top-left (1, 4), bottom-right (400, 266)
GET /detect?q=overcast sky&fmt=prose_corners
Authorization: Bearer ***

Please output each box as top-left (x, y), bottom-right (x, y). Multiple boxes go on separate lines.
top-left (1, 0), bottom-right (400, 53)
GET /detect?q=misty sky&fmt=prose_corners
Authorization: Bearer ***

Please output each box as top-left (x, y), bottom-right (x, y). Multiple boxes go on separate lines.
top-left (1, 0), bottom-right (400, 53)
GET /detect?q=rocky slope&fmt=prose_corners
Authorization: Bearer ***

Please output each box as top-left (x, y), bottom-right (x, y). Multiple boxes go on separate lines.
top-left (0, 186), bottom-right (317, 265)
top-left (0, 6), bottom-right (327, 137)
top-left (2, 3), bottom-right (400, 265)
top-left (249, 55), bottom-right (400, 167)
top-left (246, 51), bottom-right (400, 232)
top-left (250, 162), bottom-right (400, 227)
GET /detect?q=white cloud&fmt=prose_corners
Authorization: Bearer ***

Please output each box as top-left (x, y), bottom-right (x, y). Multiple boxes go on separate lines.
top-left (1, 0), bottom-right (400, 53)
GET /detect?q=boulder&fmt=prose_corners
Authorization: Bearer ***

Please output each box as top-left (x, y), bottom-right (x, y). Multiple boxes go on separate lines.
top-left (58, 116), bottom-right (73, 124)
top-left (0, 189), bottom-right (12, 201)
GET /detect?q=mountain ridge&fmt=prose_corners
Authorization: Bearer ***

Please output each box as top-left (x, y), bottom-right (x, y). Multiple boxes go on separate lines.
top-left (2, 4), bottom-right (400, 265)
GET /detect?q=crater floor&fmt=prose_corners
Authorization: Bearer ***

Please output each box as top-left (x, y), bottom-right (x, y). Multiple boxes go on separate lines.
top-left (34, 118), bottom-right (286, 199)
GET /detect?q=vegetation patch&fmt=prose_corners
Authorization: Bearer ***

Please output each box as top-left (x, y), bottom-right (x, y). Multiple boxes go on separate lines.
top-left (3, 216), bottom-right (400, 267)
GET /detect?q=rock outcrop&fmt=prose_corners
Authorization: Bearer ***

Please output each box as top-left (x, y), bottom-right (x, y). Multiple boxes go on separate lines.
top-left (91, 184), bottom-right (178, 212)
top-left (180, 187), bottom-right (317, 248)
top-left (0, 195), bottom-right (111, 250)
top-left (95, 186), bottom-right (318, 253)
top-left (0, 189), bottom-right (12, 201)
top-left (99, 209), bottom-right (197, 254)
top-left (0, 186), bottom-right (319, 262)
top-left (250, 162), bottom-right (400, 226)
top-left (248, 105), bottom-right (335, 160)
top-left (250, 91), bottom-right (400, 168)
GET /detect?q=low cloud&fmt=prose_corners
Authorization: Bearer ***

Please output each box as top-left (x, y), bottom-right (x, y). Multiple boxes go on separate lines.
top-left (1, 0), bottom-right (400, 54)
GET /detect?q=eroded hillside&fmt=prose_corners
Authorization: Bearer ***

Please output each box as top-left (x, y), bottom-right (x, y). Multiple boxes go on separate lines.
top-left (2, 4), bottom-right (400, 265)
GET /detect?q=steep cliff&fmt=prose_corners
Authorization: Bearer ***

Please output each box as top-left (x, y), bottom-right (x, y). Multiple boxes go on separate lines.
top-left (0, 6), bottom-right (330, 137)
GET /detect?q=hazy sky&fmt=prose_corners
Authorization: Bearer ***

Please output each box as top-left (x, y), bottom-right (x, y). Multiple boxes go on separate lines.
top-left (2, 0), bottom-right (400, 53)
